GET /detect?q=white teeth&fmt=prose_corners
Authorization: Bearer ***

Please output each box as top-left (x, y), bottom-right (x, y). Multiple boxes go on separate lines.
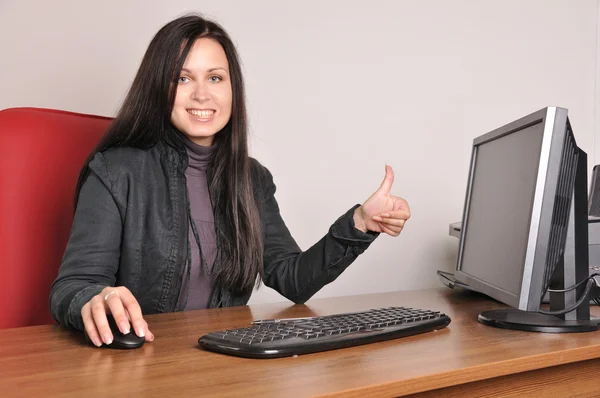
top-left (188, 109), bottom-right (214, 118)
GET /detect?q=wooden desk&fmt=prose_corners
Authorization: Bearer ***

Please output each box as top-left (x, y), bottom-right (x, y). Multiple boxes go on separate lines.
top-left (1, 288), bottom-right (600, 397)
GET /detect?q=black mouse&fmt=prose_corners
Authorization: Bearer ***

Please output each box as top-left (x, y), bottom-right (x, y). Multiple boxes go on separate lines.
top-left (84, 314), bottom-right (145, 349)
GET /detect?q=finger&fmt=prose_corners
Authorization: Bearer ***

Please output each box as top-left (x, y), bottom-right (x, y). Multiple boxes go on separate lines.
top-left (118, 288), bottom-right (148, 338)
top-left (145, 327), bottom-right (155, 342)
top-left (105, 293), bottom-right (131, 335)
top-left (392, 197), bottom-right (410, 213)
top-left (121, 311), bottom-right (153, 342)
top-left (90, 296), bottom-right (113, 345)
top-left (379, 222), bottom-right (401, 237)
top-left (379, 222), bottom-right (403, 233)
top-left (376, 165), bottom-right (395, 195)
top-left (81, 303), bottom-right (102, 347)
top-left (372, 216), bottom-right (405, 228)
top-left (378, 208), bottom-right (410, 220)
top-left (389, 196), bottom-right (408, 208)
top-left (385, 224), bottom-right (403, 234)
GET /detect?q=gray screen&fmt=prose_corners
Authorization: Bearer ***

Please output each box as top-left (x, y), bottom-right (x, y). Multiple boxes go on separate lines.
top-left (459, 122), bottom-right (544, 296)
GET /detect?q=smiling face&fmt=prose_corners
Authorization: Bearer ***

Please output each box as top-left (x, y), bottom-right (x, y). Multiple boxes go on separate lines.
top-left (170, 38), bottom-right (233, 146)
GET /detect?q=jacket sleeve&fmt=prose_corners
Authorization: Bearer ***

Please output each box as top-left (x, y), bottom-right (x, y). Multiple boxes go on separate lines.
top-left (259, 165), bottom-right (378, 304)
top-left (49, 153), bottom-right (122, 331)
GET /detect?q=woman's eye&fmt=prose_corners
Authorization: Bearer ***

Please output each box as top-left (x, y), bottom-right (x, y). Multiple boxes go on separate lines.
top-left (208, 76), bottom-right (222, 83)
top-left (179, 76), bottom-right (190, 84)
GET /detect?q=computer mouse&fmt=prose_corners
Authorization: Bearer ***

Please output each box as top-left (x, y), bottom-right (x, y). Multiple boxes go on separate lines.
top-left (84, 314), bottom-right (145, 349)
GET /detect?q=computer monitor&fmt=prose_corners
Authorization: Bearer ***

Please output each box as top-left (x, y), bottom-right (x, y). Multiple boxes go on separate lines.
top-left (454, 107), bottom-right (600, 332)
top-left (589, 165), bottom-right (600, 217)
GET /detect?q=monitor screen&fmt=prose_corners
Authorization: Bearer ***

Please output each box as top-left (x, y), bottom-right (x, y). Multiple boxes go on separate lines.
top-left (589, 165), bottom-right (600, 217)
top-left (458, 121), bottom-right (544, 300)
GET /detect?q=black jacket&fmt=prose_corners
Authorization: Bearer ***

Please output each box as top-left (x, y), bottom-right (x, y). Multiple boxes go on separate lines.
top-left (49, 141), bottom-right (378, 331)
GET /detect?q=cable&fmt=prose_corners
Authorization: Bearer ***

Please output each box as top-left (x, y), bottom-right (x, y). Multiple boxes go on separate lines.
top-left (539, 279), bottom-right (597, 316)
top-left (547, 273), bottom-right (600, 293)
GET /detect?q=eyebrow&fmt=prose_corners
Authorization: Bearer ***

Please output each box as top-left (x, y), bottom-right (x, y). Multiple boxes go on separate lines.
top-left (181, 67), bottom-right (229, 74)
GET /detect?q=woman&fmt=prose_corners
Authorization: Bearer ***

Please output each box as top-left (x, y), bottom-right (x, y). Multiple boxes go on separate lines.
top-left (49, 14), bottom-right (410, 347)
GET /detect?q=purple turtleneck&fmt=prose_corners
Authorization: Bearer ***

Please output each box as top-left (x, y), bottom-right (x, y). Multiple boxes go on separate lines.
top-left (176, 138), bottom-right (217, 311)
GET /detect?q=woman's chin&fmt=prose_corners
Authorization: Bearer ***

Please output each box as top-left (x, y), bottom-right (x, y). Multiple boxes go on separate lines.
top-left (183, 132), bottom-right (217, 146)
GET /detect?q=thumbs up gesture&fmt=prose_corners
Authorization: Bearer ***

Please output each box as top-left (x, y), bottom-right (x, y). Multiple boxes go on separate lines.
top-left (353, 165), bottom-right (411, 236)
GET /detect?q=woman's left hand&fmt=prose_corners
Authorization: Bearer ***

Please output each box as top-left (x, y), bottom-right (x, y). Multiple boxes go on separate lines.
top-left (353, 165), bottom-right (411, 236)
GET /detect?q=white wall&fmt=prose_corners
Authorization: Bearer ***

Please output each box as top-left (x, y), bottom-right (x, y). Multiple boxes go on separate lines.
top-left (1, 0), bottom-right (598, 304)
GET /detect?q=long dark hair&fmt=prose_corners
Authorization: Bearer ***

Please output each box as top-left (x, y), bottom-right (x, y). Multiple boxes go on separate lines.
top-left (75, 14), bottom-right (263, 295)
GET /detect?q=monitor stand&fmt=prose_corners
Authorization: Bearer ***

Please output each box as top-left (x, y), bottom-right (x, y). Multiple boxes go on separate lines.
top-left (477, 309), bottom-right (600, 332)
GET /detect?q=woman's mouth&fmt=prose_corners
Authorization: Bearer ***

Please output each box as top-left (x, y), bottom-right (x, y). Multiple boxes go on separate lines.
top-left (187, 109), bottom-right (215, 120)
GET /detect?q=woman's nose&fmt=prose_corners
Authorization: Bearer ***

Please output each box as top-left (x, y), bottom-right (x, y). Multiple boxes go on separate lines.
top-left (192, 82), bottom-right (211, 101)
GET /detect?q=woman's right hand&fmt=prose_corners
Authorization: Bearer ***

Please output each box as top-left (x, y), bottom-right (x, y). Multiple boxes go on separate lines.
top-left (81, 286), bottom-right (154, 347)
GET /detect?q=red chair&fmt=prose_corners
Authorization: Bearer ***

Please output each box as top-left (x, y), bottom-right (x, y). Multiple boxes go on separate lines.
top-left (0, 108), bottom-right (110, 329)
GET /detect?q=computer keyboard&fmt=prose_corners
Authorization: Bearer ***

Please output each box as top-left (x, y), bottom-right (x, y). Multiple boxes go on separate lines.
top-left (198, 306), bottom-right (451, 358)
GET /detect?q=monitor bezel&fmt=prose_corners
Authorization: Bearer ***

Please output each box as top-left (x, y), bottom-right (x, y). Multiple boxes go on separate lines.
top-left (454, 107), bottom-right (570, 311)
